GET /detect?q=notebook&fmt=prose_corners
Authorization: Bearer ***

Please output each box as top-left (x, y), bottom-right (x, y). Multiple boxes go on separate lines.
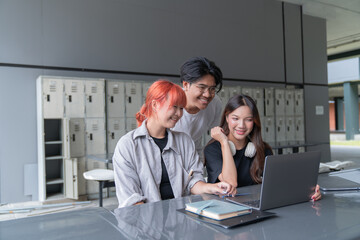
top-left (226, 151), bottom-right (321, 211)
top-left (318, 168), bottom-right (360, 191)
top-left (185, 199), bottom-right (252, 220)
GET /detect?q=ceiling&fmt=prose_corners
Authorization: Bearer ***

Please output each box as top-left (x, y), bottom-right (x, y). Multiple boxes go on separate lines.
top-left (281, 0), bottom-right (360, 57)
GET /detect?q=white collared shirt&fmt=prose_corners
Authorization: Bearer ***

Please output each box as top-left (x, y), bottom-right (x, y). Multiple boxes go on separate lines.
top-left (113, 120), bottom-right (204, 208)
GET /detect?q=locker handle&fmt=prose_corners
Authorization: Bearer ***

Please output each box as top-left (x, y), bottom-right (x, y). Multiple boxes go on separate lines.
top-left (128, 96), bottom-right (132, 103)
top-left (111, 132), bottom-right (115, 139)
top-left (47, 95), bottom-right (50, 102)
top-left (90, 133), bottom-right (93, 140)
top-left (111, 96), bottom-right (114, 103)
top-left (89, 95), bottom-right (92, 102)
top-left (69, 95), bottom-right (72, 102)
top-left (72, 134), bottom-right (75, 141)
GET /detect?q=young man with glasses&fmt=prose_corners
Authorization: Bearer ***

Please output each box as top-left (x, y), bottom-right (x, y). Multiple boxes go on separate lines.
top-left (172, 57), bottom-right (223, 163)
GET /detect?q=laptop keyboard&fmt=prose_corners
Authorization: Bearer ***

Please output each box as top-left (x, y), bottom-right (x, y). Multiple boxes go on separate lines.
top-left (242, 199), bottom-right (260, 208)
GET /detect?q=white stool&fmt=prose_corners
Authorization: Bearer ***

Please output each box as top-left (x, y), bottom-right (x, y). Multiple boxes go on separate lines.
top-left (83, 169), bottom-right (115, 207)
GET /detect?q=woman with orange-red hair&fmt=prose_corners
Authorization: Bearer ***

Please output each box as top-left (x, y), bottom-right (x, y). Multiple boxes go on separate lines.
top-left (113, 80), bottom-right (235, 208)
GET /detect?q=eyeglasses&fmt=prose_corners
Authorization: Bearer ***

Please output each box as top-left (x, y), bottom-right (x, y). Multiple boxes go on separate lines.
top-left (193, 84), bottom-right (218, 95)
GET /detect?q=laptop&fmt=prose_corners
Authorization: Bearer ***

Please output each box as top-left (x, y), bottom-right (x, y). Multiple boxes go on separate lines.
top-left (318, 168), bottom-right (360, 191)
top-left (226, 151), bottom-right (321, 211)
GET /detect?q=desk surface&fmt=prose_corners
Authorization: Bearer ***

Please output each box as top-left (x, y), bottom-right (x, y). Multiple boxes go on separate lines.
top-left (1, 175), bottom-right (360, 240)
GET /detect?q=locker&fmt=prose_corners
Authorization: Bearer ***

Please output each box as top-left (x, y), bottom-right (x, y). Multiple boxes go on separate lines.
top-left (285, 89), bottom-right (295, 116)
top-left (77, 157), bottom-right (87, 196)
top-left (228, 86), bottom-right (242, 98)
top-left (294, 89), bottom-right (304, 116)
top-left (263, 116), bottom-right (275, 144)
top-left (275, 116), bottom-right (286, 143)
top-left (264, 88), bottom-right (275, 116)
top-left (142, 82), bottom-right (153, 104)
top-left (64, 80), bottom-right (85, 118)
top-left (241, 87), bottom-right (253, 97)
top-left (203, 129), bottom-right (212, 146)
top-left (85, 118), bottom-right (106, 155)
top-left (285, 116), bottom-right (296, 142)
top-left (64, 158), bottom-right (78, 200)
top-left (107, 118), bottom-right (126, 154)
top-left (85, 158), bottom-right (106, 196)
top-left (68, 118), bottom-right (85, 158)
top-left (125, 82), bottom-right (143, 118)
top-left (107, 81), bottom-right (125, 118)
top-left (218, 86), bottom-right (230, 110)
top-left (85, 80), bottom-right (105, 118)
top-left (275, 89), bottom-right (285, 116)
top-left (126, 117), bottom-right (138, 132)
top-left (295, 116), bottom-right (305, 141)
top-left (253, 88), bottom-right (264, 116)
top-left (42, 78), bottom-right (64, 118)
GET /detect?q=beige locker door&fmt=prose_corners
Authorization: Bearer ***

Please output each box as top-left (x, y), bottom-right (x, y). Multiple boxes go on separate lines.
top-left (42, 78), bottom-right (64, 118)
top-left (64, 80), bottom-right (85, 118)
top-left (65, 158), bottom-right (79, 200)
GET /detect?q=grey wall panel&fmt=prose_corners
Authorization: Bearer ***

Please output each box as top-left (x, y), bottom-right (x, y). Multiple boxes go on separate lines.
top-left (40, 0), bottom-right (284, 82)
top-left (0, 0), bottom-right (43, 64)
top-left (0, 67), bottom-right (43, 203)
top-left (304, 85), bottom-right (330, 161)
top-left (284, 3), bottom-right (303, 84)
top-left (303, 15), bottom-right (327, 85)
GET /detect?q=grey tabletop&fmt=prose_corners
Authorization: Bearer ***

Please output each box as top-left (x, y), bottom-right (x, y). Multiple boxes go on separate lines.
top-left (1, 176), bottom-right (360, 240)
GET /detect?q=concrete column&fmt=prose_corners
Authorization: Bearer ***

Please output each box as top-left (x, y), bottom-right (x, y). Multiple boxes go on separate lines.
top-left (335, 97), bottom-right (344, 131)
top-left (343, 82), bottom-right (359, 140)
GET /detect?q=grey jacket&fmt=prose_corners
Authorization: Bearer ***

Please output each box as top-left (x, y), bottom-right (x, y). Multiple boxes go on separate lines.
top-left (113, 120), bottom-right (204, 208)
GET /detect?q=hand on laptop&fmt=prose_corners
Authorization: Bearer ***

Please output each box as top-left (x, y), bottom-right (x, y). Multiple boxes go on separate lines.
top-left (311, 184), bottom-right (322, 201)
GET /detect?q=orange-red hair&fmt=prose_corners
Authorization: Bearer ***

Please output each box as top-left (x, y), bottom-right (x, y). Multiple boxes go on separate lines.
top-left (136, 80), bottom-right (187, 126)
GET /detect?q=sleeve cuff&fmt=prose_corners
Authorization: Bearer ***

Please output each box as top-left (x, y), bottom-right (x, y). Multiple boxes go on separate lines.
top-left (118, 193), bottom-right (146, 208)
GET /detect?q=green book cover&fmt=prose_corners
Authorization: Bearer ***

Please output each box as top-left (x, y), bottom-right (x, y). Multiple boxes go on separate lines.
top-left (185, 199), bottom-right (252, 220)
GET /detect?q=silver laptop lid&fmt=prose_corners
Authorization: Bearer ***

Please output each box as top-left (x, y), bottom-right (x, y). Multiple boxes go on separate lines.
top-left (259, 151), bottom-right (321, 210)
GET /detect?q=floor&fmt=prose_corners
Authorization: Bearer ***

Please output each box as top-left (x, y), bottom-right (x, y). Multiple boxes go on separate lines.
top-left (1, 142), bottom-right (360, 222)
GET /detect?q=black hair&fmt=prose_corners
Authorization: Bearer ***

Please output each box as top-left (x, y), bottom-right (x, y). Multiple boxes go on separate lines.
top-left (180, 56), bottom-right (223, 92)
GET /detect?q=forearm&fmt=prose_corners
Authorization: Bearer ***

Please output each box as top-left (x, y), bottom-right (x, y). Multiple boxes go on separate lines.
top-left (219, 141), bottom-right (238, 187)
top-left (190, 181), bottom-right (211, 195)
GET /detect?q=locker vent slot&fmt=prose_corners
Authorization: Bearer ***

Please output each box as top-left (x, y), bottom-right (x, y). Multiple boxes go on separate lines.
top-left (114, 123), bottom-right (120, 130)
top-left (131, 88), bottom-right (136, 95)
top-left (91, 86), bottom-right (97, 93)
top-left (92, 124), bottom-right (98, 131)
top-left (71, 83), bottom-right (78, 93)
top-left (74, 124), bottom-right (80, 132)
top-left (113, 87), bottom-right (119, 94)
top-left (49, 82), bottom-right (57, 92)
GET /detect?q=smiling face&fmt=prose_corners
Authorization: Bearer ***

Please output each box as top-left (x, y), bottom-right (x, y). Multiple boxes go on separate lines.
top-left (226, 105), bottom-right (254, 147)
top-left (154, 98), bottom-right (184, 129)
top-left (183, 74), bottom-right (217, 113)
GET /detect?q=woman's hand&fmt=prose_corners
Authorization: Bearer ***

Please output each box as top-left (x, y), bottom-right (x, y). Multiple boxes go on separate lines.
top-left (208, 181), bottom-right (237, 197)
top-left (211, 127), bottom-right (228, 144)
top-left (311, 184), bottom-right (321, 201)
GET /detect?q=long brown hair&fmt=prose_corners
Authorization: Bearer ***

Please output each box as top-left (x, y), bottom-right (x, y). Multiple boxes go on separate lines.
top-left (217, 94), bottom-right (272, 183)
top-left (135, 80), bottom-right (187, 126)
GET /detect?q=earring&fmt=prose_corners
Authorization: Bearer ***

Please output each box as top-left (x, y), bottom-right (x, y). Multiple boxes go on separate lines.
top-left (245, 141), bottom-right (256, 158)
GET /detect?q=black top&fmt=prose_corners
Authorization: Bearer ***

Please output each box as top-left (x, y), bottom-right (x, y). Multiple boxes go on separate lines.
top-left (204, 141), bottom-right (273, 187)
top-left (152, 132), bottom-right (175, 200)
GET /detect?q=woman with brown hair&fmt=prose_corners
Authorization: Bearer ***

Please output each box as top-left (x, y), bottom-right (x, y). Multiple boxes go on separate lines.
top-left (204, 94), bottom-right (321, 200)
top-left (113, 80), bottom-right (235, 208)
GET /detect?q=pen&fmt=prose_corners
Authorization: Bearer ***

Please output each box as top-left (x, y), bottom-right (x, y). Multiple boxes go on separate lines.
top-left (187, 169), bottom-right (194, 182)
top-left (221, 192), bottom-right (251, 198)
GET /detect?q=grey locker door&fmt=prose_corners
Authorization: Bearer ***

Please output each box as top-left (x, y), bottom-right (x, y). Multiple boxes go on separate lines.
top-left (69, 118), bottom-right (85, 158)
top-left (107, 118), bottom-right (126, 154)
top-left (64, 158), bottom-right (79, 200)
top-left (86, 118), bottom-right (106, 155)
top-left (107, 81), bottom-right (125, 118)
top-left (85, 80), bottom-right (105, 118)
top-left (125, 82), bottom-right (143, 118)
top-left (64, 80), bottom-right (85, 118)
top-left (42, 78), bottom-right (64, 118)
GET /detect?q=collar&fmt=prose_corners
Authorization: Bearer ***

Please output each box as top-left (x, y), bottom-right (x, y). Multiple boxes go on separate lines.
top-left (133, 120), bottom-right (180, 154)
